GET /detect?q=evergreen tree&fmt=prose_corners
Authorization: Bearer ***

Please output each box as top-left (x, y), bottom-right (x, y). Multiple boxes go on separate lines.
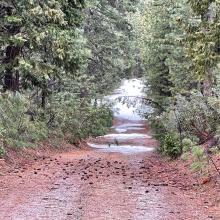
top-left (186, 0), bottom-right (220, 96)
top-left (0, 0), bottom-right (87, 105)
top-left (0, 0), bottom-right (140, 151)
top-left (83, 0), bottom-right (139, 96)
top-left (133, 0), bottom-right (220, 158)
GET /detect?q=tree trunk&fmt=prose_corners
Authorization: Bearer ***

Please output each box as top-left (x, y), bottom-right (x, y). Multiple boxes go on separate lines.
top-left (41, 88), bottom-right (46, 109)
top-left (3, 45), bottom-right (20, 92)
top-left (201, 7), bottom-right (214, 96)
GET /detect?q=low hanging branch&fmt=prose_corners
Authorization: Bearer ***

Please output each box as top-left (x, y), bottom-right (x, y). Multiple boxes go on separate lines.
top-left (118, 95), bottom-right (166, 112)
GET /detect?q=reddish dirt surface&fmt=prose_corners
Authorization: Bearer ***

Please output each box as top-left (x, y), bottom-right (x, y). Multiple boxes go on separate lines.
top-left (0, 119), bottom-right (220, 220)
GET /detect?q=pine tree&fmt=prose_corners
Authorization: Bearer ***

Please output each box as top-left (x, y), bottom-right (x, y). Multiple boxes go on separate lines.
top-left (186, 0), bottom-right (220, 95)
top-left (0, 0), bottom-right (87, 105)
top-left (83, 0), bottom-right (139, 96)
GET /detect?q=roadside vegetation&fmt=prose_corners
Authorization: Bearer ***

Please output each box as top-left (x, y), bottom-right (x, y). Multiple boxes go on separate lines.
top-left (132, 0), bottom-right (220, 174)
top-left (0, 0), bottom-right (138, 157)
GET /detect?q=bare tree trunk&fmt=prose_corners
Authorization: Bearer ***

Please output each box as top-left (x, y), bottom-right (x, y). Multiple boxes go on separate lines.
top-left (2, 2), bottom-right (21, 92)
top-left (3, 45), bottom-right (20, 92)
top-left (41, 88), bottom-right (46, 109)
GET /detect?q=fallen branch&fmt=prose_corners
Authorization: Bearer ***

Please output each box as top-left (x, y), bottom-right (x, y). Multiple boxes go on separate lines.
top-left (207, 154), bottom-right (220, 176)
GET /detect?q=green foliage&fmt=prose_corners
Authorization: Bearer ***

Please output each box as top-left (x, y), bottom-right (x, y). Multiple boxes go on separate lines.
top-left (1, 0), bottom-right (136, 153)
top-left (0, 146), bottom-right (6, 158)
top-left (0, 0), bottom-right (87, 94)
top-left (185, 0), bottom-right (220, 87)
top-left (132, 0), bottom-right (220, 161)
top-left (188, 0), bottom-right (215, 16)
top-left (45, 93), bottom-right (113, 143)
top-left (132, 0), bottom-right (174, 108)
top-left (191, 145), bottom-right (208, 174)
top-left (0, 93), bottom-right (48, 148)
top-left (83, 0), bottom-right (139, 95)
top-left (2, 0), bottom-right (219, 167)
top-left (149, 116), bottom-right (167, 143)
top-left (174, 93), bottom-right (220, 142)
top-left (181, 139), bottom-right (209, 174)
top-left (161, 133), bottom-right (182, 159)
top-left (182, 138), bottom-right (195, 152)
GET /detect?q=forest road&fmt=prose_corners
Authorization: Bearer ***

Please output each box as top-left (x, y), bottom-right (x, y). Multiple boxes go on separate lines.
top-left (0, 117), bottom-right (217, 220)
top-left (0, 79), bottom-right (218, 220)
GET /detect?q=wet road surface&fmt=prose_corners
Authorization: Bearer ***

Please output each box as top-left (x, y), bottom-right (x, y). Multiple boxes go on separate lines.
top-left (0, 79), bottom-right (218, 220)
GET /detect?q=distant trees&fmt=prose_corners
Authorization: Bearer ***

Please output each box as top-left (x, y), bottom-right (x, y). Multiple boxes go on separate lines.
top-left (83, 0), bottom-right (139, 95)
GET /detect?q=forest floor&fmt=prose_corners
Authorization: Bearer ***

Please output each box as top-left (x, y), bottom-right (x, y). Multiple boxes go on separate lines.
top-left (0, 117), bottom-right (220, 220)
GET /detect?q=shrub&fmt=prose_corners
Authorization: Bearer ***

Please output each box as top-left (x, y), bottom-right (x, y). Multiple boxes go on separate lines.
top-left (0, 146), bottom-right (5, 158)
top-left (0, 93), bottom-right (48, 149)
top-left (174, 93), bottom-right (220, 143)
top-left (161, 133), bottom-right (182, 159)
top-left (45, 93), bottom-right (113, 143)
top-left (150, 91), bottom-right (220, 160)
top-left (149, 115), bottom-right (167, 143)
top-left (182, 138), bottom-right (194, 152)
top-left (191, 145), bottom-right (208, 174)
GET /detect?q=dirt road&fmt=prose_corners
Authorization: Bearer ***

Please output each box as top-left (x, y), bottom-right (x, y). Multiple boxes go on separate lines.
top-left (0, 119), bottom-right (218, 220)
top-left (0, 79), bottom-right (219, 219)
